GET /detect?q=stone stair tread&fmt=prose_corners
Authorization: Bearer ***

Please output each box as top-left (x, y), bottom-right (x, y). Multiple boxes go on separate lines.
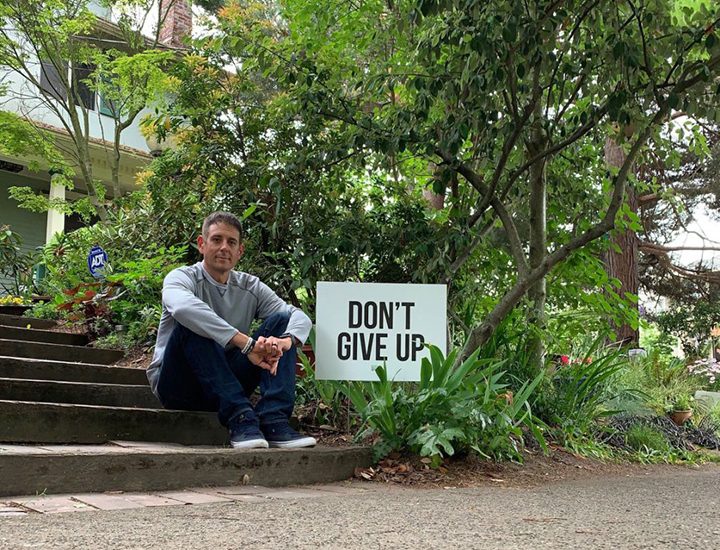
top-left (0, 377), bottom-right (148, 390)
top-left (0, 325), bottom-right (88, 346)
top-left (0, 398), bottom-right (192, 414)
top-left (0, 442), bottom-right (355, 455)
top-left (0, 355), bottom-right (122, 367)
top-left (0, 377), bottom-right (158, 408)
top-left (0, 338), bottom-right (121, 352)
top-left (0, 443), bottom-right (372, 496)
top-left (0, 314), bottom-right (56, 329)
top-left (0, 338), bottom-right (124, 364)
top-left (0, 399), bottom-right (227, 445)
top-left (0, 323), bottom-right (80, 333)
top-left (0, 305), bottom-right (31, 316)
top-left (0, 355), bottom-right (147, 385)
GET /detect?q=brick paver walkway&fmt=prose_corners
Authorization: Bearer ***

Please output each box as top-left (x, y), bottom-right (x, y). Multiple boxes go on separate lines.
top-left (1, 483), bottom-right (363, 516)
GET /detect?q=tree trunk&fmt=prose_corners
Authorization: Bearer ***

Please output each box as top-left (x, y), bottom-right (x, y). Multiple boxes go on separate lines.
top-left (423, 188), bottom-right (445, 210)
top-left (457, 105), bottom-right (669, 365)
top-left (603, 137), bottom-right (639, 346)
top-left (526, 102), bottom-right (548, 372)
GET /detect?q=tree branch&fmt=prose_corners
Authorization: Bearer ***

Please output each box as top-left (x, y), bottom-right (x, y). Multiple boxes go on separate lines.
top-left (458, 99), bottom-right (671, 361)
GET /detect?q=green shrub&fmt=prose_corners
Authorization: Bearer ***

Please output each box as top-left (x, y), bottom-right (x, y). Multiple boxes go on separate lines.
top-left (538, 337), bottom-right (641, 443)
top-left (614, 349), bottom-right (700, 415)
top-left (295, 349), bottom-right (346, 427)
top-left (639, 321), bottom-right (679, 357)
top-left (343, 345), bottom-right (546, 463)
top-left (33, 243), bottom-right (186, 348)
top-left (625, 424), bottom-right (670, 453)
top-left (103, 248), bottom-right (186, 346)
top-left (0, 225), bottom-right (36, 296)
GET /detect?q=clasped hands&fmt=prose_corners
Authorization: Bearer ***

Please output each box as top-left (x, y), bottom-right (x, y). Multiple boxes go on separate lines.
top-left (248, 335), bottom-right (292, 375)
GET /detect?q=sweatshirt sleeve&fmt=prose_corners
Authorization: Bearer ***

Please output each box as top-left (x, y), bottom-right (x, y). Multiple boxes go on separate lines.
top-left (162, 268), bottom-right (238, 347)
top-left (254, 281), bottom-right (312, 345)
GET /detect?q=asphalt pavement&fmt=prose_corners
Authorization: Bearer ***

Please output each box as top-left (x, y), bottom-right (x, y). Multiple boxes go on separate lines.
top-left (1, 466), bottom-right (719, 549)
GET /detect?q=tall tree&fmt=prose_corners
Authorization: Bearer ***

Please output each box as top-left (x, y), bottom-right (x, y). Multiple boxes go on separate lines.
top-left (255, 0), bottom-right (720, 364)
top-left (608, 117), bottom-right (720, 348)
top-left (604, 135), bottom-right (640, 346)
top-left (0, 0), bottom-right (179, 220)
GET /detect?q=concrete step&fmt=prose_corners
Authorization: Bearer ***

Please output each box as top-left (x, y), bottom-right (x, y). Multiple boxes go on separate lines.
top-left (0, 314), bottom-right (56, 329)
top-left (0, 305), bottom-right (30, 316)
top-left (0, 400), bottom-right (227, 445)
top-left (0, 443), bottom-right (372, 497)
top-left (0, 356), bottom-right (148, 385)
top-left (0, 325), bottom-right (88, 346)
top-left (0, 339), bottom-right (124, 364)
top-left (0, 378), bottom-right (159, 408)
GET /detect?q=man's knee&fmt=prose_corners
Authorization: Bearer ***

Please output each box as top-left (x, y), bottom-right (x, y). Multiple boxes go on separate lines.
top-left (171, 322), bottom-right (216, 346)
top-left (258, 312), bottom-right (290, 337)
top-left (165, 323), bottom-right (225, 367)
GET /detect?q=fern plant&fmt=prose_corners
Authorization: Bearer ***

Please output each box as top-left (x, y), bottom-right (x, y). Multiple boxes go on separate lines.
top-left (343, 345), bottom-right (546, 463)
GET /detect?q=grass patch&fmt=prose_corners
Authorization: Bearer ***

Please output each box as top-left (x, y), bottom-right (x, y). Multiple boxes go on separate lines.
top-left (625, 424), bottom-right (671, 453)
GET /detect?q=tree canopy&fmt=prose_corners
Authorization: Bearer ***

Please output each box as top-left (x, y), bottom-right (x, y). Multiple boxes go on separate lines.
top-left (164, 0), bottom-right (719, 360)
top-left (0, 0), bottom-right (179, 220)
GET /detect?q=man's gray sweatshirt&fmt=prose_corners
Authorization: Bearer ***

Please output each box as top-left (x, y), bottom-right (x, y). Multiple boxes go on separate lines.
top-left (147, 262), bottom-right (311, 395)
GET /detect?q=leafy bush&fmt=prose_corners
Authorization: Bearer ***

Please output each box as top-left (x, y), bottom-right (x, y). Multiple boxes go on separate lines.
top-left (22, 194), bottom-right (195, 349)
top-left (536, 338), bottom-right (639, 443)
top-left (614, 349), bottom-right (700, 416)
top-left (625, 424), bottom-right (670, 453)
top-left (0, 225), bottom-right (36, 296)
top-left (295, 349), bottom-right (347, 427)
top-left (34, 190), bottom-right (200, 299)
top-left (102, 248), bottom-right (187, 345)
top-left (343, 346), bottom-right (546, 463)
top-left (639, 320), bottom-right (679, 358)
top-left (33, 243), bottom-right (186, 348)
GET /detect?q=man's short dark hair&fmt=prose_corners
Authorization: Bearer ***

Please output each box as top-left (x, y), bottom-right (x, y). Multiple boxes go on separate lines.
top-left (202, 211), bottom-right (244, 239)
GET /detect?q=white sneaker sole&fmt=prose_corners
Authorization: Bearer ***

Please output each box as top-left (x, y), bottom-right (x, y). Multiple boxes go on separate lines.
top-left (268, 436), bottom-right (317, 449)
top-left (231, 438), bottom-right (269, 449)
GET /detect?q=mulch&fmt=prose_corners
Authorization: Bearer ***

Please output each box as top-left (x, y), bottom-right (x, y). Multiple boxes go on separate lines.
top-left (349, 446), bottom-right (720, 489)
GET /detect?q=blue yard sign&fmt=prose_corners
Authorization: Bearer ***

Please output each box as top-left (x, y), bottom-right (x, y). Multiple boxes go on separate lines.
top-left (87, 245), bottom-right (108, 279)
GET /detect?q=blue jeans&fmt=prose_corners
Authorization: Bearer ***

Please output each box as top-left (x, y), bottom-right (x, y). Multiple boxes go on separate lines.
top-left (156, 313), bottom-right (297, 428)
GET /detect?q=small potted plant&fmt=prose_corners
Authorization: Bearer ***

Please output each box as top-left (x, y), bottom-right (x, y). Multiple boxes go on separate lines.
top-left (666, 394), bottom-right (694, 426)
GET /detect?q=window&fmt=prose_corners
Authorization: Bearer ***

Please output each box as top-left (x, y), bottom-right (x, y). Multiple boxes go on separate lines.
top-left (39, 60), bottom-right (67, 102)
top-left (39, 60), bottom-right (116, 116)
top-left (72, 63), bottom-right (95, 110)
top-left (65, 211), bottom-right (98, 233)
top-left (98, 76), bottom-right (118, 117)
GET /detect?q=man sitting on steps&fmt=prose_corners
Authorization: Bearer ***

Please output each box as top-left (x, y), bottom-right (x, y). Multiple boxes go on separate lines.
top-left (146, 211), bottom-right (316, 449)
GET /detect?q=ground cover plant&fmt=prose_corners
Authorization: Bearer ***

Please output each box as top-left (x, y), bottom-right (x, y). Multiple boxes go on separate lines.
top-left (600, 413), bottom-right (720, 459)
top-left (343, 346), bottom-right (546, 463)
top-left (535, 342), bottom-right (636, 446)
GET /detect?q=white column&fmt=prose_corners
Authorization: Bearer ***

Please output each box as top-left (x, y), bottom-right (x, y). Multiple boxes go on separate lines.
top-left (45, 172), bottom-right (66, 243)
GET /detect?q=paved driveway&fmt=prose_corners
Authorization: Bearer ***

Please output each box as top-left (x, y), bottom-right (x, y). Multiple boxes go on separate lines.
top-left (2, 466), bottom-right (719, 549)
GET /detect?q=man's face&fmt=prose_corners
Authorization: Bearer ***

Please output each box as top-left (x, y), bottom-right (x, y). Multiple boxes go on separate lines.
top-left (198, 222), bottom-right (244, 277)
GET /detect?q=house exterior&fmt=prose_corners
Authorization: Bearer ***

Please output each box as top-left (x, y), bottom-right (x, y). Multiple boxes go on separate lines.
top-left (0, 0), bottom-right (190, 291)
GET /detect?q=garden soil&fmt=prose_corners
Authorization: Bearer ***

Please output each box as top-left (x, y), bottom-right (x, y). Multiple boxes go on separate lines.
top-left (349, 447), bottom-right (720, 489)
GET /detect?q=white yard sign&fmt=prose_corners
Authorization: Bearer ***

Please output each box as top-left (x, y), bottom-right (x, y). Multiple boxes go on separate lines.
top-left (315, 282), bottom-right (447, 381)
